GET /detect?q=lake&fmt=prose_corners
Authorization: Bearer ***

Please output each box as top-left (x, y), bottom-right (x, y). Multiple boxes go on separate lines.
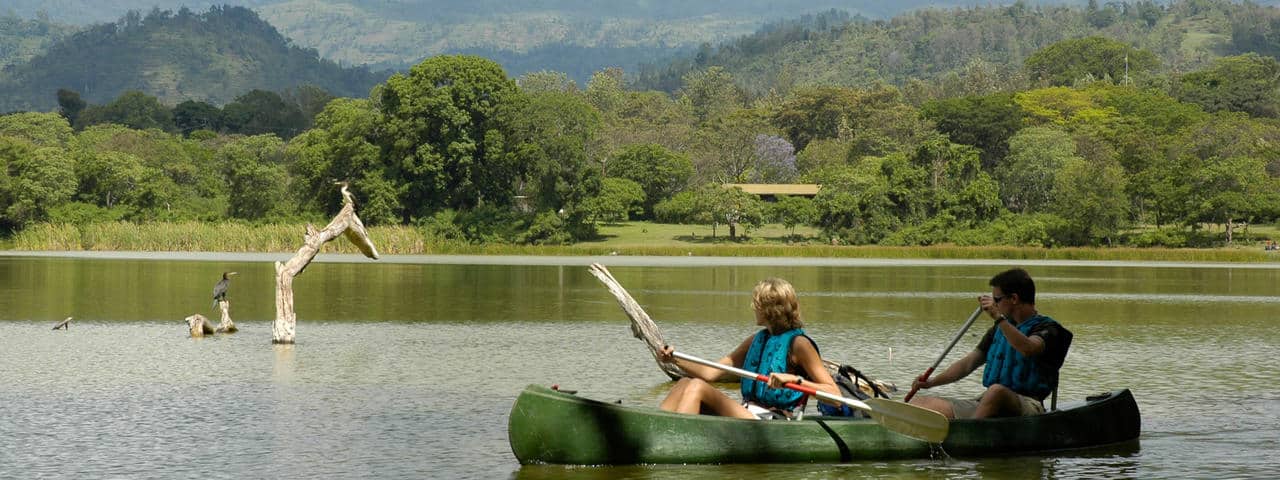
top-left (1, 253), bottom-right (1277, 479)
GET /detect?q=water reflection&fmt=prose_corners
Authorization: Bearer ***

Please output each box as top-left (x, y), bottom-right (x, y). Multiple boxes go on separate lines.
top-left (0, 256), bottom-right (1275, 478)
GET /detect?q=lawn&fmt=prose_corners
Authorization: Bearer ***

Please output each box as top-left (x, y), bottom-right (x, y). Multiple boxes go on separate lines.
top-left (585, 221), bottom-right (823, 247)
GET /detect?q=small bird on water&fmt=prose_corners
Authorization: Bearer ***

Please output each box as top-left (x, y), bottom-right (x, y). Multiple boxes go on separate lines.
top-left (212, 271), bottom-right (238, 309)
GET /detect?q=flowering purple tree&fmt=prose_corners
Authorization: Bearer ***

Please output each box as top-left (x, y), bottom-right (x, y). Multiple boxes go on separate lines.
top-left (753, 134), bottom-right (798, 183)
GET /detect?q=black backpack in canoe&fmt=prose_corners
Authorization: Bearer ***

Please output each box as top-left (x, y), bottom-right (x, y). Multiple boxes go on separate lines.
top-left (816, 365), bottom-right (893, 418)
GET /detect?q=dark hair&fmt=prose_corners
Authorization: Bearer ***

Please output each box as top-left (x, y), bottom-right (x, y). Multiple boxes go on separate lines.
top-left (990, 268), bottom-right (1035, 304)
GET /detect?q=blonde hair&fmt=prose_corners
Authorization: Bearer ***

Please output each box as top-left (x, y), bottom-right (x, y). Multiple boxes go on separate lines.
top-left (752, 278), bottom-right (802, 330)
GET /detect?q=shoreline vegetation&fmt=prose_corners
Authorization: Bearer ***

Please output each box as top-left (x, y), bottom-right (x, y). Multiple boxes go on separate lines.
top-left (6, 221), bottom-right (1277, 263)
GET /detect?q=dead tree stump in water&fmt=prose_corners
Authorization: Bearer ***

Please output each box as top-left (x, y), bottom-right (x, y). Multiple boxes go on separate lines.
top-left (588, 263), bottom-right (685, 380)
top-left (52, 317), bottom-right (72, 330)
top-left (272, 183), bottom-right (379, 344)
top-left (215, 300), bottom-right (237, 333)
top-left (186, 314), bottom-right (215, 337)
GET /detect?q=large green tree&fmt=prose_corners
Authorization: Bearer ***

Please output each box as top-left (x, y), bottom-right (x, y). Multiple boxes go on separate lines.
top-left (222, 89), bottom-right (307, 139)
top-left (1050, 157), bottom-right (1129, 245)
top-left (921, 92), bottom-right (1023, 169)
top-left (0, 139), bottom-right (76, 228)
top-left (379, 55), bottom-right (521, 221)
top-left (606, 143), bottom-right (694, 218)
top-left (221, 135), bottom-right (288, 221)
top-left (997, 126), bottom-right (1079, 214)
top-left (285, 98), bottom-right (397, 224)
top-left (501, 90), bottom-right (603, 239)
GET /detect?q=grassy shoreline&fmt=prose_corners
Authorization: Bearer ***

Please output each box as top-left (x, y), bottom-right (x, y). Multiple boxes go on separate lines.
top-left (5, 221), bottom-right (1278, 263)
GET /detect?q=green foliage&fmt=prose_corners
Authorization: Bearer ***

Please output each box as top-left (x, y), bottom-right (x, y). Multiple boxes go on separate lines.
top-left (1174, 53), bottom-right (1280, 118)
top-left (222, 90), bottom-right (308, 139)
top-left (679, 66), bottom-right (743, 125)
top-left (694, 108), bottom-right (776, 183)
top-left (516, 210), bottom-right (573, 245)
top-left (769, 195), bottom-right (818, 237)
top-left (811, 161), bottom-right (899, 244)
top-left (997, 126), bottom-right (1080, 213)
top-left (75, 91), bottom-right (174, 131)
top-left (519, 70), bottom-right (578, 94)
top-left (285, 98), bottom-right (387, 219)
top-left (796, 138), bottom-right (853, 176)
top-left (607, 143), bottom-right (694, 218)
top-left (1024, 36), bottom-right (1160, 86)
top-left (0, 141), bottom-right (76, 227)
top-left (0, 111), bottom-right (73, 147)
top-left (921, 92), bottom-right (1023, 168)
top-left (452, 204), bottom-right (527, 244)
top-left (380, 54), bottom-right (521, 216)
top-left (47, 201), bottom-right (129, 224)
top-left (655, 184), bottom-right (764, 239)
top-left (220, 135), bottom-right (288, 221)
top-left (1050, 157), bottom-right (1130, 245)
top-left (583, 177), bottom-right (645, 223)
top-left (417, 209), bottom-right (468, 242)
top-left (773, 86), bottom-right (859, 152)
top-left (56, 89), bottom-right (86, 125)
top-left (172, 100), bottom-right (224, 136)
top-left (501, 90), bottom-right (603, 239)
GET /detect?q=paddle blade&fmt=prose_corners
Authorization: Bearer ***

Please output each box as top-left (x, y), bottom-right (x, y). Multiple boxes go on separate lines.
top-left (864, 398), bottom-right (950, 444)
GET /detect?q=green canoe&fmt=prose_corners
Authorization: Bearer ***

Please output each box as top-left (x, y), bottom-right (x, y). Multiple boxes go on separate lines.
top-left (508, 384), bottom-right (1141, 465)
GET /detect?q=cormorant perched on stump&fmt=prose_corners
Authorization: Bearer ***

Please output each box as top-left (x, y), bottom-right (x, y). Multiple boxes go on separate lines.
top-left (212, 271), bottom-right (238, 309)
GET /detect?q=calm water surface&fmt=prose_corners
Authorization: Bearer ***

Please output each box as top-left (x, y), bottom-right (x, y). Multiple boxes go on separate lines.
top-left (1, 254), bottom-right (1278, 479)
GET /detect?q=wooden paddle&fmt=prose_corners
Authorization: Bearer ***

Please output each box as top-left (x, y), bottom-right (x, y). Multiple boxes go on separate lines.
top-left (671, 351), bottom-right (950, 444)
top-left (903, 306), bottom-right (985, 403)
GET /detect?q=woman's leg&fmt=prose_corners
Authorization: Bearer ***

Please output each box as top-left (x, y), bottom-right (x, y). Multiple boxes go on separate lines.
top-left (660, 378), bottom-right (754, 419)
top-left (909, 395), bottom-right (958, 419)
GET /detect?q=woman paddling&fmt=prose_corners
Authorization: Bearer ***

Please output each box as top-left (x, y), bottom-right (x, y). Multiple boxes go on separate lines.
top-left (657, 278), bottom-right (840, 419)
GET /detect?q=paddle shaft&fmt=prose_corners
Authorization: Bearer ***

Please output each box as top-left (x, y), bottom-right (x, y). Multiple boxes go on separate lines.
top-left (903, 306), bottom-right (985, 403)
top-left (671, 351), bottom-right (872, 413)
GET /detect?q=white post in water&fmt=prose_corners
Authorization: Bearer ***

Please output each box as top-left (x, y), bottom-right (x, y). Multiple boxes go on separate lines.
top-left (216, 300), bottom-right (237, 333)
top-left (272, 183), bottom-right (380, 344)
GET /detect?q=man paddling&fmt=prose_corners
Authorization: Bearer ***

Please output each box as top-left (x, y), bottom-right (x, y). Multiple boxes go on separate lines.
top-left (909, 268), bottom-right (1072, 419)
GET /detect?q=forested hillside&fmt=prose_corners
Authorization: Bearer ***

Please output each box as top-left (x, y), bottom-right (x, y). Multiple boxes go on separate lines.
top-left (1, 0), bottom-right (1179, 83)
top-left (0, 6), bottom-right (384, 112)
top-left (637, 0), bottom-right (1280, 93)
top-left (0, 14), bottom-right (74, 68)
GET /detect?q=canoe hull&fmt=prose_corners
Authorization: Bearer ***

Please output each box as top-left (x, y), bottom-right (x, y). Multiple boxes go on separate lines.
top-left (508, 384), bottom-right (1140, 465)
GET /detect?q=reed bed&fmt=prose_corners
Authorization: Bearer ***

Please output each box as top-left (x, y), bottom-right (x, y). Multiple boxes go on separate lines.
top-left (8, 222), bottom-right (1277, 263)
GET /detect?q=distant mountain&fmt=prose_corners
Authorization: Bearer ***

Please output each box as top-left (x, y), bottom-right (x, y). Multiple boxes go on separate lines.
top-left (635, 0), bottom-right (1280, 93)
top-left (0, 1), bottom-right (1116, 83)
top-left (0, 6), bottom-right (385, 112)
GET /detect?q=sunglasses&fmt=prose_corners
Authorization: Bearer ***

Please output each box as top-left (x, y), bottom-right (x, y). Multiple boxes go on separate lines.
top-left (992, 295), bottom-right (1006, 303)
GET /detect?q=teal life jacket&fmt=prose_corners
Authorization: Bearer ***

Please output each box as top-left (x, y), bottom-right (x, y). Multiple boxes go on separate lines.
top-left (982, 314), bottom-right (1058, 400)
top-left (740, 328), bottom-right (810, 410)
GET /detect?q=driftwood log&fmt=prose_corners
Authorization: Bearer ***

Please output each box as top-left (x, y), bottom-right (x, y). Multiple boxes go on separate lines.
top-left (588, 263), bottom-right (685, 379)
top-left (52, 317), bottom-right (72, 330)
top-left (272, 183), bottom-right (379, 344)
top-left (186, 314), bottom-right (215, 337)
top-left (215, 300), bottom-right (237, 333)
top-left (588, 262), bottom-right (898, 393)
